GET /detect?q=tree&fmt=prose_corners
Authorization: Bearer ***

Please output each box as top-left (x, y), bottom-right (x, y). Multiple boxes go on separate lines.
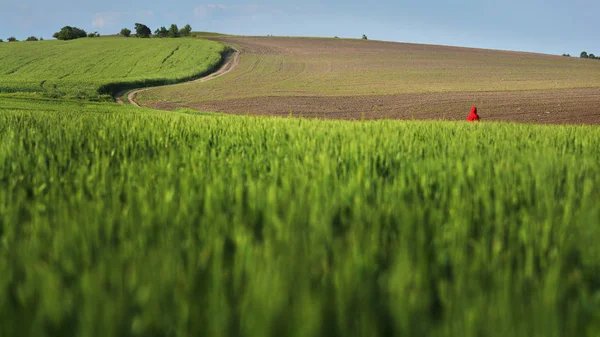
top-left (135, 23), bottom-right (151, 38)
top-left (7, 37), bottom-right (17, 42)
top-left (87, 31), bottom-right (100, 38)
top-left (26, 36), bottom-right (39, 41)
top-left (590, 53), bottom-right (596, 59)
top-left (179, 24), bottom-right (192, 37)
top-left (120, 28), bottom-right (131, 37)
top-left (0, 39), bottom-right (3, 42)
top-left (154, 26), bottom-right (168, 38)
top-left (580, 51), bottom-right (589, 58)
top-left (53, 26), bottom-right (87, 40)
top-left (168, 24), bottom-right (180, 38)
top-left (561, 54), bottom-right (571, 57)
top-left (40, 37), bottom-right (44, 41)
top-left (362, 34), bottom-right (368, 40)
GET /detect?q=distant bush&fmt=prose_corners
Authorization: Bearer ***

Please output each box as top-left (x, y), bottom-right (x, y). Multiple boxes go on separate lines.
top-left (40, 37), bottom-right (44, 41)
top-left (580, 51), bottom-right (600, 60)
top-left (154, 26), bottom-right (168, 38)
top-left (53, 26), bottom-right (87, 40)
top-left (135, 23), bottom-right (152, 38)
top-left (168, 24), bottom-right (180, 38)
top-left (562, 54), bottom-right (570, 57)
top-left (179, 24), bottom-right (192, 37)
top-left (120, 28), bottom-right (131, 37)
top-left (7, 37), bottom-right (17, 42)
top-left (362, 34), bottom-right (368, 40)
top-left (153, 24), bottom-right (192, 38)
top-left (25, 36), bottom-right (39, 41)
top-left (87, 32), bottom-right (100, 38)
top-left (0, 39), bottom-right (4, 42)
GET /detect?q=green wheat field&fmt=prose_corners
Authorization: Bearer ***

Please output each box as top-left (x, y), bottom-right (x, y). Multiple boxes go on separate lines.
top-left (0, 38), bottom-right (224, 99)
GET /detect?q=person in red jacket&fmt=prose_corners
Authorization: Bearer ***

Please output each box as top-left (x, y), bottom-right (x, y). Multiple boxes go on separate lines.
top-left (467, 106), bottom-right (480, 122)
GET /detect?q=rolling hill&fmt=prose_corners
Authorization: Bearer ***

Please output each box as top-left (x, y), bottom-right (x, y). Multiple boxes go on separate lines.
top-left (137, 37), bottom-right (600, 123)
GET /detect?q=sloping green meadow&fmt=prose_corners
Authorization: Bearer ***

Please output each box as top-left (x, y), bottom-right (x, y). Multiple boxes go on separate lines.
top-left (0, 38), bottom-right (225, 99)
top-left (1, 96), bottom-right (599, 337)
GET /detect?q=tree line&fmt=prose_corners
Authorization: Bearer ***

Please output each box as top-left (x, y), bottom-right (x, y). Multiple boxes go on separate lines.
top-left (119, 23), bottom-right (192, 38)
top-left (1, 36), bottom-right (44, 42)
top-left (562, 51), bottom-right (600, 60)
top-left (52, 26), bottom-right (101, 40)
top-left (1, 23), bottom-right (192, 42)
top-left (579, 51), bottom-right (600, 60)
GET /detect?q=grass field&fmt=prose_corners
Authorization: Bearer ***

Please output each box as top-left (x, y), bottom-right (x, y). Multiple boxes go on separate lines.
top-left (137, 37), bottom-right (600, 123)
top-left (1, 95), bottom-right (600, 337)
top-left (0, 37), bottom-right (225, 100)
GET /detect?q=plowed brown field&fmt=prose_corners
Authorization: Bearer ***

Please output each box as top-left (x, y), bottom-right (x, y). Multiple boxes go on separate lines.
top-left (137, 37), bottom-right (600, 124)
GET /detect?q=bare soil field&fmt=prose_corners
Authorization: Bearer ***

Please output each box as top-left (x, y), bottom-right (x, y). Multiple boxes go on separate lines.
top-left (138, 37), bottom-right (600, 124)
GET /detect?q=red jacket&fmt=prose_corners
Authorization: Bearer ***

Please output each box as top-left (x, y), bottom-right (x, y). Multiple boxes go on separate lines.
top-left (467, 107), bottom-right (480, 122)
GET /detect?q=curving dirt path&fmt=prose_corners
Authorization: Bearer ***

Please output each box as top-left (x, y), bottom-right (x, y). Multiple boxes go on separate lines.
top-left (115, 46), bottom-right (240, 107)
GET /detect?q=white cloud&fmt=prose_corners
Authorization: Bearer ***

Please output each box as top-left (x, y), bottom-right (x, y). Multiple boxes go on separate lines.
top-left (193, 6), bottom-right (209, 18)
top-left (89, 10), bottom-right (154, 30)
top-left (193, 3), bottom-right (265, 18)
top-left (93, 17), bottom-right (106, 27)
top-left (208, 4), bottom-right (228, 9)
top-left (194, 4), bottom-right (228, 18)
top-left (92, 12), bottom-right (119, 28)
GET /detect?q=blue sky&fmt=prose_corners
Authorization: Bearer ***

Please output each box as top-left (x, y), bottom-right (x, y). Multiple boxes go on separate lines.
top-left (1, 0), bottom-right (598, 55)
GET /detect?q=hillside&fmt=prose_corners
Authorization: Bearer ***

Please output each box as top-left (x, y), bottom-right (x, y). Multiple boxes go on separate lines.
top-left (137, 37), bottom-right (600, 123)
top-left (0, 37), bottom-right (225, 99)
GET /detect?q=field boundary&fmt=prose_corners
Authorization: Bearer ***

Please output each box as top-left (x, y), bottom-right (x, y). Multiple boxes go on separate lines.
top-left (116, 46), bottom-right (240, 107)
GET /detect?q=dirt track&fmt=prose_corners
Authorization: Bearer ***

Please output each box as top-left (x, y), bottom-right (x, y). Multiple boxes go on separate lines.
top-left (140, 37), bottom-right (600, 125)
top-left (116, 47), bottom-right (240, 106)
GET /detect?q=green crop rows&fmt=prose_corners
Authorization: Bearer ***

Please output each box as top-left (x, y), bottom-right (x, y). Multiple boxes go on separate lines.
top-left (1, 95), bottom-right (599, 337)
top-left (0, 38), bottom-right (225, 100)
